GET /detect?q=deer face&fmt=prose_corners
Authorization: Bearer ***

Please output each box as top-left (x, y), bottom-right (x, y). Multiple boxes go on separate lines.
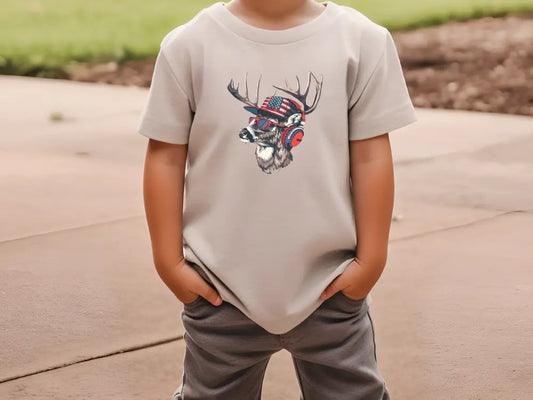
top-left (237, 113), bottom-right (304, 173)
top-left (228, 72), bottom-right (322, 174)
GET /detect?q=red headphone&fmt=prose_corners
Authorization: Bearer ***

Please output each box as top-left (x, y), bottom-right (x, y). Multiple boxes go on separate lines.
top-left (281, 99), bottom-right (305, 150)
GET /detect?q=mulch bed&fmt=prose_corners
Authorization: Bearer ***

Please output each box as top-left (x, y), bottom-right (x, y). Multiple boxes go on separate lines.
top-left (65, 14), bottom-right (533, 117)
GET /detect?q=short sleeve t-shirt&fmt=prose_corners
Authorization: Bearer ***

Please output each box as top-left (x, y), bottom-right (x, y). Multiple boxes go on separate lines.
top-left (137, 0), bottom-right (417, 334)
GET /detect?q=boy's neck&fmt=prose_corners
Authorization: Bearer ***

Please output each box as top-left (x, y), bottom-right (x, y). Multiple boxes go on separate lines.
top-left (225, 0), bottom-right (324, 22)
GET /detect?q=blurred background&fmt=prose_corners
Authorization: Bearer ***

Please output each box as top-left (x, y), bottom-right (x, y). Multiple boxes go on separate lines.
top-left (1, 0), bottom-right (532, 115)
top-left (1, 1), bottom-right (532, 399)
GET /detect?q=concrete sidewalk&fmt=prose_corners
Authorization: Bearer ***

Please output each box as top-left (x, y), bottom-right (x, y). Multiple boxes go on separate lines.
top-left (1, 75), bottom-right (532, 399)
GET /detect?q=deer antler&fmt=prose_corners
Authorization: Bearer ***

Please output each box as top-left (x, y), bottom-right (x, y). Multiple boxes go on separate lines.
top-left (272, 72), bottom-right (323, 114)
top-left (228, 72), bottom-right (262, 107)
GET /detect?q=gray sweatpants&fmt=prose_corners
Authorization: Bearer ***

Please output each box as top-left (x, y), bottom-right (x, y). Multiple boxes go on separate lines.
top-left (172, 263), bottom-right (391, 400)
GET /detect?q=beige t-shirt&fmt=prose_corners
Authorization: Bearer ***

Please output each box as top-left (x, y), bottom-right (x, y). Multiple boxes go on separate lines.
top-left (137, 0), bottom-right (417, 334)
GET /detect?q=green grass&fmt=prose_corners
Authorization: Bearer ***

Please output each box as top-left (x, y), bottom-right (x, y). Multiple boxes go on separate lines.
top-left (1, 0), bottom-right (532, 77)
top-left (352, 0), bottom-right (533, 30)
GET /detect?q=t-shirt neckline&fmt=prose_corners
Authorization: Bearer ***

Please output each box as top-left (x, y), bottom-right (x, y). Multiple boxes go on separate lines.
top-left (207, 1), bottom-right (340, 44)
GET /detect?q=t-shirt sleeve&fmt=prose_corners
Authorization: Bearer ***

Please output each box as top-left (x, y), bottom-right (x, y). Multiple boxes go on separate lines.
top-left (136, 47), bottom-right (194, 144)
top-left (348, 28), bottom-right (417, 141)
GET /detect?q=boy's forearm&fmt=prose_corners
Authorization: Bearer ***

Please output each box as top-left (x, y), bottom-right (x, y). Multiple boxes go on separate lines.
top-left (142, 140), bottom-right (187, 276)
top-left (349, 134), bottom-right (395, 290)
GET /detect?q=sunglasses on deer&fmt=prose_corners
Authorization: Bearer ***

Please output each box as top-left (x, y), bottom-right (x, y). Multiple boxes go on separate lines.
top-left (248, 116), bottom-right (285, 130)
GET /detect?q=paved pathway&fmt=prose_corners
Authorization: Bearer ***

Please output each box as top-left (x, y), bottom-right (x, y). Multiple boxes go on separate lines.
top-left (1, 76), bottom-right (532, 399)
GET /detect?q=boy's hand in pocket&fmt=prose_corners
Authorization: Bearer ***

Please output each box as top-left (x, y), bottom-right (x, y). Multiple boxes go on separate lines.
top-left (320, 258), bottom-right (376, 301)
top-left (169, 258), bottom-right (223, 306)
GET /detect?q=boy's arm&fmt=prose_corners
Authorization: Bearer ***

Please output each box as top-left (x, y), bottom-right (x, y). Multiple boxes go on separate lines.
top-left (320, 132), bottom-right (394, 300)
top-left (142, 138), bottom-right (221, 305)
top-left (143, 139), bottom-right (190, 299)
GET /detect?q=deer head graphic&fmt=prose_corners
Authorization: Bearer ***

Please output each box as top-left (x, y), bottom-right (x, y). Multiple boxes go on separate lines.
top-left (227, 71), bottom-right (323, 174)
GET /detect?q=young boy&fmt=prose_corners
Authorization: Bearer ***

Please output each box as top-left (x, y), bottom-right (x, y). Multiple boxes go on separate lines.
top-left (138, 0), bottom-right (417, 399)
